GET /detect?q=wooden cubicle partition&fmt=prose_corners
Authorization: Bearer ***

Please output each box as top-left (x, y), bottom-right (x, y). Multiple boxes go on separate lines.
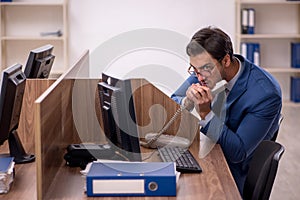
top-left (35, 78), bottom-right (200, 199)
top-left (131, 78), bottom-right (199, 141)
top-left (35, 78), bottom-right (78, 200)
top-left (18, 79), bottom-right (55, 151)
top-left (0, 80), bottom-right (55, 200)
top-left (0, 79), bottom-right (54, 155)
top-left (34, 51), bottom-right (200, 200)
top-left (35, 51), bottom-right (90, 200)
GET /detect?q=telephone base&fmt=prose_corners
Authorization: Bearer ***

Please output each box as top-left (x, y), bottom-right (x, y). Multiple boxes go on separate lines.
top-left (144, 133), bottom-right (191, 149)
top-left (64, 143), bottom-right (116, 169)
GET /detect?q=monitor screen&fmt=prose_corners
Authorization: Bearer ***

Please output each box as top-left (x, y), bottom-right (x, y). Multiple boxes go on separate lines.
top-left (0, 64), bottom-right (35, 164)
top-left (24, 44), bottom-right (55, 78)
top-left (98, 73), bottom-right (141, 161)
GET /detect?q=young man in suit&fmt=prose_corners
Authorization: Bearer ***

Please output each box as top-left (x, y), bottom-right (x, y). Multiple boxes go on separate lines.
top-left (171, 26), bottom-right (282, 196)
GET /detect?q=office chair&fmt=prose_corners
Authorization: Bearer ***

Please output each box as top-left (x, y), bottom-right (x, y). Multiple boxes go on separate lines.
top-left (271, 114), bottom-right (284, 142)
top-left (243, 140), bottom-right (285, 200)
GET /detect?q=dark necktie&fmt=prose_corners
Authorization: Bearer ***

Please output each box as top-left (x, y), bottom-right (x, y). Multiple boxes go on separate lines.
top-left (225, 88), bottom-right (230, 96)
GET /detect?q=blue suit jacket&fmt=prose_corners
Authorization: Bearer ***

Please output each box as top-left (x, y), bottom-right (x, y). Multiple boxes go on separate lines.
top-left (171, 54), bottom-right (282, 195)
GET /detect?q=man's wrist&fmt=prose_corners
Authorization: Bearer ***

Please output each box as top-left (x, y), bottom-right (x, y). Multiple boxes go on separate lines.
top-left (200, 111), bottom-right (210, 120)
top-left (199, 111), bottom-right (214, 127)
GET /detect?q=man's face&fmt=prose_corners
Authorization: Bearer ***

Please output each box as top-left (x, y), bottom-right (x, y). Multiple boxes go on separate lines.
top-left (189, 52), bottom-right (223, 89)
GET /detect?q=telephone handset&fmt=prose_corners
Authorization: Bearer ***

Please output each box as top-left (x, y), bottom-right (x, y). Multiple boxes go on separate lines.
top-left (211, 80), bottom-right (228, 97)
top-left (140, 80), bottom-right (228, 149)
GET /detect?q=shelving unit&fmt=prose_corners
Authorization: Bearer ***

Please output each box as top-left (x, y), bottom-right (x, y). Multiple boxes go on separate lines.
top-left (0, 0), bottom-right (68, 76)
top-left (235, 0), bottom-right (300, 106)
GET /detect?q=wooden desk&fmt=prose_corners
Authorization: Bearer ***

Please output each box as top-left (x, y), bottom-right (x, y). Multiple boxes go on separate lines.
top-left (2, 142), bottom-right (241, 200)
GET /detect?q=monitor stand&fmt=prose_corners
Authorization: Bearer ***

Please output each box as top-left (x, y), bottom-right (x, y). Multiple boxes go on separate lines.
top-left (8, 130), bottom-right (35, 164)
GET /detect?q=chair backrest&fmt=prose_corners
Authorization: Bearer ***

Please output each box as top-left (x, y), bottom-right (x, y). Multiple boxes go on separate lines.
top-left (271, 114), bottom-right (284, 141)
top-left (243, 140), bottom-right (285, 200)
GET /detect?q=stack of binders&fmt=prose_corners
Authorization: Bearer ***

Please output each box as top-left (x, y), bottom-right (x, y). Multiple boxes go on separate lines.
top-left (0, 156), bottom-right (15, 194)
top-left (241, 42), bottom-right (260, 66)
top-left (241, 8), bottom-right (255, 34)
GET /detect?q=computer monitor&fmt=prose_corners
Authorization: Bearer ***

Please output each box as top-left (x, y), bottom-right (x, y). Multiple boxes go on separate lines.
top-left (98, 73), bottom-right (141, 161)
top-left (0, 64), bottom-right (35, 164)
top-left (24, 44), bottom-right (55, 78)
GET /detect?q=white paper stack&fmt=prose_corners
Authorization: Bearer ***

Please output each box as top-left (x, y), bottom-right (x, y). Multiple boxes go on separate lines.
top-left (0, 157), bottom-right (15, 194)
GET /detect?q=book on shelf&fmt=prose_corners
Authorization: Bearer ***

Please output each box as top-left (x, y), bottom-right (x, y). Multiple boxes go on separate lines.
top-left (0, 156), bottom-right (15, 194)
top-left (291, 76), bottom-right (300, 103)
top-left (241, 42), bottom-right (260, 66)
top-left (291, 43), bottom-right (300, 68)
top-left (248, 8), bottom-right (255, 34)
top-left (241, 8), bottom-right (255, 34)
top-left (241, 8), bottom-right (248, 34)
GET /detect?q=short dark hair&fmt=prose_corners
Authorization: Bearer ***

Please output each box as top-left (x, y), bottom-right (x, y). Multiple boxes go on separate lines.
top-left (186, 26), bottom-right (233, 62)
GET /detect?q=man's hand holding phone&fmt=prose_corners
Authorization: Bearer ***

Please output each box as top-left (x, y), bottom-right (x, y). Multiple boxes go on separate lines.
top-left (185, 80), bottom-right (228, 119)
top-left (185, 83), bottom-right (213, 119)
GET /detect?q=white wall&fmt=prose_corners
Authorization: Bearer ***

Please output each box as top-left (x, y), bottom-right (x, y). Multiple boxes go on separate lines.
top-left (68, 0), bottom-right (235, 94)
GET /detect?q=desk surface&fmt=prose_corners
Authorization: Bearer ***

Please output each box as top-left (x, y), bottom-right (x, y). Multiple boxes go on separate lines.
top-left (2, 142), bottom-right (241, 200)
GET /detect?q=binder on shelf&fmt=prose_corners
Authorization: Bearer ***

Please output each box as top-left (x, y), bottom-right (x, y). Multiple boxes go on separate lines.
top-left (241, 8), bottom-right (248, 34)
top-left (291, 43), bottom-right (300, 68)
top-left (241, 42), bottom-right (247, 59)
top-left (248, 8), bottom-right (255, 34)
top-left (291, 76), bottom-right (300, 103)
top-left (253, 43), bottom-right (260, 66)
top-left (86, 162), bottom-right (176, 197)
top-left (241, 8), bottom-right (255, 34)
top-left (241, 43), bottom-right (260, 66)
top-left (247, 43), bottom-right (255, 63)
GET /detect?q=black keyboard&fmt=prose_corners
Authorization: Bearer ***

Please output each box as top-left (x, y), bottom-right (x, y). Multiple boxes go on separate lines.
top-left (158, 146), bottom-right (202, 173)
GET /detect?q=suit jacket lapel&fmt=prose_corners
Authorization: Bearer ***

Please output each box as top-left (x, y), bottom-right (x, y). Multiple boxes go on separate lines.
top-left (226, 55), bottom-right (250, 110)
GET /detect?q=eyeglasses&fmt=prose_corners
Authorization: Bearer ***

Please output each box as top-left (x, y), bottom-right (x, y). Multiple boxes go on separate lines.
top-left (187, 63), bottom-right (216, 77)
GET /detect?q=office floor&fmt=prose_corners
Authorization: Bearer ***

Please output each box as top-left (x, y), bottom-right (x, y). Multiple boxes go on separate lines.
top-left (270, 105), bottom-right (300, 200)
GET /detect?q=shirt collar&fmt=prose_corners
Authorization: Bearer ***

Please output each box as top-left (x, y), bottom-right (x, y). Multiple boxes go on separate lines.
top-left (226, 56), bottom-right (243, 91)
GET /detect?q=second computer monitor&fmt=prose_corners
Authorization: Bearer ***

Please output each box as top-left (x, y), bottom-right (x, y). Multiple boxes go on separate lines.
top-left (0, 63), bottom-right (35, 164)
top-left (98, 73), bottom-right (141, 161)
top-left (24, 44), bottom-right (55, 78)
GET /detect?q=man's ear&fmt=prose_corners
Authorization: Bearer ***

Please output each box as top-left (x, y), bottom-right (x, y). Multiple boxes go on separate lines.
top-left (222, 54), bottom-right (231, 68)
